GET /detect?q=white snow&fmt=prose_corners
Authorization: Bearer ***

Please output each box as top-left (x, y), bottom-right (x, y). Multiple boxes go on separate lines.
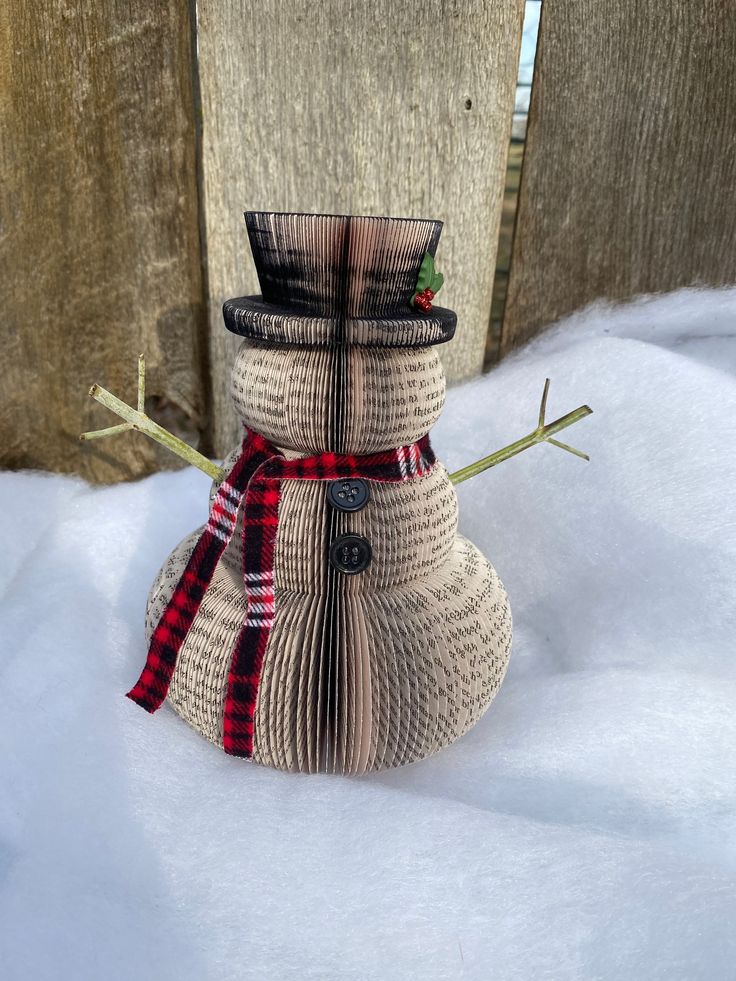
top-left (2, 288), bottom-right (736, 980)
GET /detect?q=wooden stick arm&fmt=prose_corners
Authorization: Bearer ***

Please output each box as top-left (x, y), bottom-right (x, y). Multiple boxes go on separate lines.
top-left (80, 355), bottom-right (226, 482)
top-left (448, 379), bottom-right (592, 485)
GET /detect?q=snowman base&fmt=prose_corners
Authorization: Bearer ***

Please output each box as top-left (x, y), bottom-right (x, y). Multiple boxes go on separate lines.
top-left (145, 522), bottom-right (512, 773)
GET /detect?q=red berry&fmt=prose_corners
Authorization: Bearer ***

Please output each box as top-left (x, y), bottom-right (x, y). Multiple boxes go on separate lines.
top-left (424, 289), bottom-right (435, 301)
top-left (414, 294), bottom-right (432, 313)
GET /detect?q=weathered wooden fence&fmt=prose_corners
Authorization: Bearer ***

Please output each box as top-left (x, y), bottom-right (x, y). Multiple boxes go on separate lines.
top-left (1, 0), bottom-right (734, 482)
top-left (502, 0), bottom-right (736, 352)
top-left (1, 1), bottom-right (205, 482)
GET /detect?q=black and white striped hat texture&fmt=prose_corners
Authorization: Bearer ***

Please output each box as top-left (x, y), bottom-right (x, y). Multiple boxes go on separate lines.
top-left (223, 211), bottom-right (457, 348)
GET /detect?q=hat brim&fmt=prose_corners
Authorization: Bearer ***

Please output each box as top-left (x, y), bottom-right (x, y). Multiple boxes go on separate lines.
top-left (223, 296), bottom-right (457, 348)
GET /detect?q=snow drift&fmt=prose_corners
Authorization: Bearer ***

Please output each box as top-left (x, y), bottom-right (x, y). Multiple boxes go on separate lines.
top-left (1, 288), bottom-right (735, 980)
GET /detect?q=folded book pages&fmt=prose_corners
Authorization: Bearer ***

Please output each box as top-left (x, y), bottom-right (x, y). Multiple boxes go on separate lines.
top-left (127, 211), bottom-right (513, 773)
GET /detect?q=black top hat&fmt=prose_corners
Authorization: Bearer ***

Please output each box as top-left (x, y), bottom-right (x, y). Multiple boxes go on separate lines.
top-left (223, 212), bottom-right (457, 348)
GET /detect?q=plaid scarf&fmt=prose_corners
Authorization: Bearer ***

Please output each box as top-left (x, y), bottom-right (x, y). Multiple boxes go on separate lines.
top-left (126, 429), bottom-right (437, 758)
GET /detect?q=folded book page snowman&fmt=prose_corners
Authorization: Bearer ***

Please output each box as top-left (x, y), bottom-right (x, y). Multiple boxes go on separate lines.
top-left (86, 211), bottom-right (590, 774)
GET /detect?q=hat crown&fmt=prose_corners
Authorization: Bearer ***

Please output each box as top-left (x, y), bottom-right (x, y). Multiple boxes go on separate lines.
top-left (244, 211), bottom-right (443, 320)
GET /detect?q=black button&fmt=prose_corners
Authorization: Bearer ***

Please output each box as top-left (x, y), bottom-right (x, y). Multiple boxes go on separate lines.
top-left (329, 534), bottom-right (372, 575)
top-left (327, 478), bottom-right (371, 512)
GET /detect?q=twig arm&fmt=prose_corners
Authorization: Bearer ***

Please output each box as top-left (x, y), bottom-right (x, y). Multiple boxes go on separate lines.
top-left (80, 357), bottom-right (226, 482)
top-left (538, 377), bottom-right (550, 429)
top-left (449, 379), bottom-right (592, 486)
top-left (80, 422), bottom-right (133, 441)
top-left (137, 353), bottom-right (145, 412)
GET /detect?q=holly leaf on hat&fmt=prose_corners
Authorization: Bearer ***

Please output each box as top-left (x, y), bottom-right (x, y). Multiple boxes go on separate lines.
top-left (411, 252), bottom-right (445, 308)
top-left (430, 269), bottom-right (444, 294)
top-left (414, 253), bottom-right (435, 293)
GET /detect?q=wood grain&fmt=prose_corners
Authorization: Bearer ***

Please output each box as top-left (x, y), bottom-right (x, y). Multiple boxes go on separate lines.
top-left (0, 1), bottom-right (205, 482)
top-left (195, 0), bottom-right (525, 454)
top-left (502, 0), bottom-right (736, 351)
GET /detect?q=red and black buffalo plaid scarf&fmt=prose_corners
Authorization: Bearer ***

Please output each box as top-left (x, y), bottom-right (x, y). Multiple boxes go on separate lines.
top-left (126, 428), bottom-right (436, 758)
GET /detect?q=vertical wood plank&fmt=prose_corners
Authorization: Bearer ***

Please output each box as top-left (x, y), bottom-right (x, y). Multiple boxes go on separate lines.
top-left (196, 0), bottom-right (525, 454)
top-left (0, 2), bottom-right (205, 482)
top-left (502, 0), bottom-right (736, 352)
